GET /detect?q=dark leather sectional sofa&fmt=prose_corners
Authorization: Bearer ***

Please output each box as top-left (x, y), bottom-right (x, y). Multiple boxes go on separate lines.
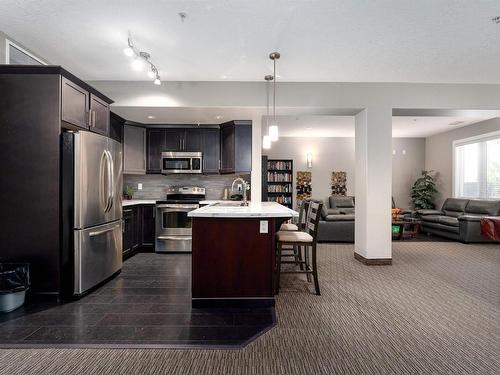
top-left (317, 195), bottom-right (500, 243)
top-left (317, 196), bottom-right (355, 242)
top-left (418, 198), bottom-right (500, 243)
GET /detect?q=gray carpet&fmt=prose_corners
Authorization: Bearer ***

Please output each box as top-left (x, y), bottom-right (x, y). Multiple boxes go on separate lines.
top-left (0, 242), bottom-right (498, 375)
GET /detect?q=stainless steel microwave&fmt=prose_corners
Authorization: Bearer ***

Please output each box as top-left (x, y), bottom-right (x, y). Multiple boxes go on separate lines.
top-left (161, 151), bottom-right (202, 174)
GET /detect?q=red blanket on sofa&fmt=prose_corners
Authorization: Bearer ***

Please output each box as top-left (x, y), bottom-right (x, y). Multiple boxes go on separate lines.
top-left (480, 218), bottom-right (500, 241)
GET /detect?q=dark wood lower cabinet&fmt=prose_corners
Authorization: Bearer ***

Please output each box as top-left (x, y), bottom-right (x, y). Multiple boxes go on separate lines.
top-left (140, 204), bottom-right (155, 251)
top-left (122, 204), bottom-right (155, 259)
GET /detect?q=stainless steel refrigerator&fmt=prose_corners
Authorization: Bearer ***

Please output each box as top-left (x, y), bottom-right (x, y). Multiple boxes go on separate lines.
top-left (62, 131), bottom-right (123, 296)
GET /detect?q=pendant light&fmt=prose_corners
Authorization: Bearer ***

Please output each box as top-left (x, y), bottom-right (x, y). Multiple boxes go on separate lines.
top-left (263, 74), bottom-right (274, 150)
top-left (268, 52), bottom-right (280, 142)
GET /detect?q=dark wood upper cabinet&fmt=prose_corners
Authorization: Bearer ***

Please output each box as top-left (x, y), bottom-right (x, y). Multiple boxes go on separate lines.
top-left (184, 128), bottom-right (203, 152)
top-left (109, 112), bottom-right (124, 143)
top-left (89, 94), bottom-right (110, 136)
top-left (202, 128), bottom-right (220, 174)
top-left (145, 123), bottom-right (249, 175)
top-left (164, 129), bottom-right (184, 152)
top-left (61, 76), bottom-right (111, 136)
top-left (61, 77), bottom-right (89, 130)
top-left (146, 129), bottom-right (166, 173)
top-left (220, 124), bottom-right (235, 173)
top-left (220, 120), bottom-right (252, 174)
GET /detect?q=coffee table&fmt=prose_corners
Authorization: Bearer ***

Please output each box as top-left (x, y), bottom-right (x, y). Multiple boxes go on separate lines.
top-left (392, 217), bottom-right (421, 240)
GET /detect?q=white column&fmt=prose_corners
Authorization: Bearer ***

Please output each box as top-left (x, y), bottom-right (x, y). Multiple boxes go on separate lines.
top-left (250, 115), bottom-right (262, 202)
top-left (354, 107), bottom-right (393, 264)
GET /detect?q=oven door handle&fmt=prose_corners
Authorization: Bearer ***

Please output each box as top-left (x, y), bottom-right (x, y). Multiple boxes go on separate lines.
top-left (157, 236), bottom-right (191, 241)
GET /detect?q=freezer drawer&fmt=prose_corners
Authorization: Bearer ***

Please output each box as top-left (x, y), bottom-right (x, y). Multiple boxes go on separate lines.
top-left (74, 220), bottom-right (122, 295)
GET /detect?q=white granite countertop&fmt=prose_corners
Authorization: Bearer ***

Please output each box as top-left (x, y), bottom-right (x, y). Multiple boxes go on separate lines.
top-left (199, 200), bottom-right (234, 205)
top-left (122, 199), bottom-right (157, 207)
top-left (189, 201), bottom-right (298, 218)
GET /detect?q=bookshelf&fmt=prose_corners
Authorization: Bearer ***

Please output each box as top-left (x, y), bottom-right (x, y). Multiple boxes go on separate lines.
top-left (262, 157), bottom-right (293, 208)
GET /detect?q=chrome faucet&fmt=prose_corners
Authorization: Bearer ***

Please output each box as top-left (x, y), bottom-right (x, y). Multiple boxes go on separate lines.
top-left (231, 177), bottom-right (249, 206)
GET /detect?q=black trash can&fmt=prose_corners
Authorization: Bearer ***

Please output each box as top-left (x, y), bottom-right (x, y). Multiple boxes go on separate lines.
top-left (0, 263), bottom-right (30, 313)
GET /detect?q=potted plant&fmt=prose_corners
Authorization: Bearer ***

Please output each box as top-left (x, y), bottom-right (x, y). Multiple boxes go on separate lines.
top-left (124, 185), bottom-right (134, 200)
top-left (411, 170), bottom-right (438, 210)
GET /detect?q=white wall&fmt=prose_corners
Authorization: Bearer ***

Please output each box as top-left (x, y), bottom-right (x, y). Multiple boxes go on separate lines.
top-left (425, 118), bottom-right (500, 208)
top-left (266, 137), bottom-right (425, 209)
top-left (392, 138), bottom-right (426, 209)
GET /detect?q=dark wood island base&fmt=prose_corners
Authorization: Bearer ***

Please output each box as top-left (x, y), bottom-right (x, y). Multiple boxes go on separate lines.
top-left (192, 216), bottom-right (287, 308)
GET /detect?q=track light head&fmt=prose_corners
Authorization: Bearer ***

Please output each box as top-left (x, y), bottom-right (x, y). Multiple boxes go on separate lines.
top-left (123, 46), bottom-right (134, 57)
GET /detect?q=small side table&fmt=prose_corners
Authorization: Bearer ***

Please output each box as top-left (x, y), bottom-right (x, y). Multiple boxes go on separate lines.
top-left (392, 218), bottom-right (421, 240)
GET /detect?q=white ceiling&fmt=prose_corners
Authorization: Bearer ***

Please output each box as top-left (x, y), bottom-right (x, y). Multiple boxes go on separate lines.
top-left (1, 0), bottom-right (499, 83)
top-left (112, 105), bottom-right (495, 137)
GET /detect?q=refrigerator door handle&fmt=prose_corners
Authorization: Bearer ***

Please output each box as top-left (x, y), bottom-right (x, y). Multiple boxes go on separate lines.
top-left (99, 151), bottom-right (108, 213)
top-left (105, 150), bottom-right (114, 213)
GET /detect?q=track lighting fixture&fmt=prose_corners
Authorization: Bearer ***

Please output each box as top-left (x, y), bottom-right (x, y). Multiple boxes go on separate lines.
top-left (124, 33), bottom-right (162, 85)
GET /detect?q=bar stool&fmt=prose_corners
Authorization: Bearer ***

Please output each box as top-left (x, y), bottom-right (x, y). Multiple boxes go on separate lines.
top-left (279, 200), bottom-right (309, 231)
top-left (278, 200), bottom-right (310, 270)
top-left (276, 200), bottom-right (323, 295)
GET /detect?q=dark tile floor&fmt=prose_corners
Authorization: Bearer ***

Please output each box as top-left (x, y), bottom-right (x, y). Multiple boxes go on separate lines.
top-left (0, 253), bottom-right (275, 348)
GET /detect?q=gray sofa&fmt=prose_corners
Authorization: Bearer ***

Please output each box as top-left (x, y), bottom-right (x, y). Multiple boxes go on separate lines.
top-left (418, 198), bottom-right (500, 243)
top-left (317, 196), bottom-right (355, 242)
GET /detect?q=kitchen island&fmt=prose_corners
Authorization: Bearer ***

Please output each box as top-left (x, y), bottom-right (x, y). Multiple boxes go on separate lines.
top-left (188, 202), bottom-right (298, 307)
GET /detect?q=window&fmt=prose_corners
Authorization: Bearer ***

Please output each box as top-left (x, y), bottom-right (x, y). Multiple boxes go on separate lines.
top-left (454, 132), bottom-right (500, 199)
top-left (6, 40), bottom-right (46, 65)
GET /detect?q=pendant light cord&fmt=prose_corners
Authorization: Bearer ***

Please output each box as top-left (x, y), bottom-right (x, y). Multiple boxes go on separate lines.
top-left (273, 58), bottom-right (276, 123)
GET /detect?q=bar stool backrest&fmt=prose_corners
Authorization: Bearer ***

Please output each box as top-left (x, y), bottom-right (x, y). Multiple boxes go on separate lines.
top-left (298, 200), bottom-right (311, 230)
top-left (306, 201), bottom-right (323, 242)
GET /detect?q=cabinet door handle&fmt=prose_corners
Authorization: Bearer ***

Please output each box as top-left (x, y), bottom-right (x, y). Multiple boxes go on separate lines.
top-left (92, 110), bottom-right (96, 127)
top-left (123, 209), bottom-right (133, 213)
top-left (87, 110), bottom-right (92, 127)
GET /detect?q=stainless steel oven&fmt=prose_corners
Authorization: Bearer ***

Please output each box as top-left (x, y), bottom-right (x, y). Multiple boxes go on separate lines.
top-left (161, 151), bottom-right (202, 174)
top-left (155, 186), bottom-right (205, 253)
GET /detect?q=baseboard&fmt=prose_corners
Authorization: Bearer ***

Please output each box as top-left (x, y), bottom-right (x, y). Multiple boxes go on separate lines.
top-left (354, 252), bottom-right (392, 265)
top-left (192, 298), bottom-right (275, 308)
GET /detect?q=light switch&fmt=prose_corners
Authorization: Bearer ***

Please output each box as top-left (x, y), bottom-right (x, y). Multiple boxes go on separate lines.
top-left (138, 183), bottom-right (143, 190)
top-left (260, 220), bottom-right (268, 234)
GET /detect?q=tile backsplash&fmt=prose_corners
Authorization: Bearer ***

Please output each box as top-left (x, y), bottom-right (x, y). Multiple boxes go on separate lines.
top-left (124, 174), bottom-right (251, 200)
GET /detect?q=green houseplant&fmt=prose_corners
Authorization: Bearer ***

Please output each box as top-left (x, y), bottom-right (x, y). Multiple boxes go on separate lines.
top-left (411, 170), bottom-right (438, 209)
top-left (124, 185), bottom-right (134, 200)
